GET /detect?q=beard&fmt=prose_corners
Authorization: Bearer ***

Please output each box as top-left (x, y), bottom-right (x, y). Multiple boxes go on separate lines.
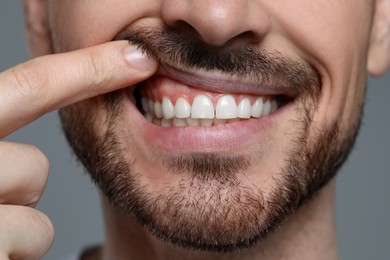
top-left (60, 27), bottom-right (362, 252)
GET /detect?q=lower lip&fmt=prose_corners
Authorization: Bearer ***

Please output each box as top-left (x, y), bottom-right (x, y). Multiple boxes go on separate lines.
top-left (123, 93), bottom-right (291, 153)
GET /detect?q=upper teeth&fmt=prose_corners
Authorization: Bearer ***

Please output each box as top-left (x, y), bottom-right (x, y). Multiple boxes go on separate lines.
top-left (141, 95), bottom-right (277, 127)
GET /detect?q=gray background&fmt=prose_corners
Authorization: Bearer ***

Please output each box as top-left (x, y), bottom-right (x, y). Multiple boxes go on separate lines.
top-left (1, 1), bottom-right (389, 259)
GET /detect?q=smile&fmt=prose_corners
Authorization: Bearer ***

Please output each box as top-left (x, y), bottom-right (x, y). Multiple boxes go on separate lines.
top-left (133, 64), bottom-right (292, 128)
top-left (138, 81), bottom-right (279, 127)
top-left (124, 63), bottom-right (296, 152)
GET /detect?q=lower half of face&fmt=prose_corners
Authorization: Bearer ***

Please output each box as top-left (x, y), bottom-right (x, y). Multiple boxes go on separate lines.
top-left (54, 0), bottom-right (370, 252)
top-left (59, 47), bottom-right (362, 253)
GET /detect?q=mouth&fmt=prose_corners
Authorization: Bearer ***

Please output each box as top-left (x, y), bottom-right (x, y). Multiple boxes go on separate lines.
top-left (131, 64), bottom-right (293, 128)
top-left (121, 63), bottom-right (299, 153)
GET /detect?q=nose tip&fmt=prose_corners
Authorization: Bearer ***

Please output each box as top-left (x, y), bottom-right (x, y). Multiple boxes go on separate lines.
top-left (161, 0), bottom-right (270, 47)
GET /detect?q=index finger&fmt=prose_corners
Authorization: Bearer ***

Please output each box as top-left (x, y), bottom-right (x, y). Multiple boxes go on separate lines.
top-left (0, 41), bottom-right (157, 137)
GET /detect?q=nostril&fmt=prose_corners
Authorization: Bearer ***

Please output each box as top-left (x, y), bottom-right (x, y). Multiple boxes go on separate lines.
top-left (169, 20), bottom-right (259, 49)
top-left (171, 20), bottom-right (202, 38)
top-left (174, 20), bottom-right (195, 32)
top-left (224, 31), bottom-right (262, 48)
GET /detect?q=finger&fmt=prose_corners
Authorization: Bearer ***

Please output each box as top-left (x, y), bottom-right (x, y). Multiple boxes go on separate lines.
top-left (0, 142), bottom-right (49, 207)
top-left (0, 41), bottom-right (158, 137)
top-left (0, 205), bottom-right (54, 260)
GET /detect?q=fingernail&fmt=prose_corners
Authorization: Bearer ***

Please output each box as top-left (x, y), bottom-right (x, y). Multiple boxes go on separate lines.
top-left (123, 45), bottom-right (154, 71)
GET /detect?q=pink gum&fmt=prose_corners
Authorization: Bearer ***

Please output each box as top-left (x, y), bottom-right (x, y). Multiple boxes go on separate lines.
top-left (140, 76), bottom-right (271, 105)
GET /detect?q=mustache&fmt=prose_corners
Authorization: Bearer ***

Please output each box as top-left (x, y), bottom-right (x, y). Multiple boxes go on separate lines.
top-left (115, 27), bottom-right (321, 98)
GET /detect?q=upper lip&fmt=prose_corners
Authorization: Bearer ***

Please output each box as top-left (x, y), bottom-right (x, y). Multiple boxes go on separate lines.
top-left (155, 63), bottom-right (296, 97)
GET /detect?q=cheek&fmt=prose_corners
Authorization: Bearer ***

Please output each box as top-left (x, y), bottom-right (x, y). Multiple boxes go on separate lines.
top-left (48, 0), bottom-right (158, 51)
top-left (269, 1), bottom-right (372, 128)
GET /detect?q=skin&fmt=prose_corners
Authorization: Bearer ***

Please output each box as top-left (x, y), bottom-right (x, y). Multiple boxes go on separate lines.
top-left (0, 0), bottom-right (388, 259)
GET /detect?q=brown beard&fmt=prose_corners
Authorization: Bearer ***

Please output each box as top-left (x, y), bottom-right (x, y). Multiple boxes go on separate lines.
top-left (59, 27), bottom-right (362, 252)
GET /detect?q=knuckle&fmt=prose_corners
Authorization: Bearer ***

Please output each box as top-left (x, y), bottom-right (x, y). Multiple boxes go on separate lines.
top-left (84, 49), bottom-right (112, 87)
top-left (0, 205), bottom-right (54, 251)
top-left (0, 143), bottom-right (49, 207)
top-left (26, 145), bottom-right (49, 203)
top-left (31, 209), bottom-right (55, 241)
top-left (8, 60), bottom-right (50, 107)
top-left (24, 207), bottom-right (55, 244)
top-left (25, 190), bottom-right (44, 208)
top-left (28, 144), bottom-right (50, 175)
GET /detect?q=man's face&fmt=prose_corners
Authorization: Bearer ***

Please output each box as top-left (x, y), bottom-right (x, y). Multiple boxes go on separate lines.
top-left (47, 0), bottom-right (373, 251)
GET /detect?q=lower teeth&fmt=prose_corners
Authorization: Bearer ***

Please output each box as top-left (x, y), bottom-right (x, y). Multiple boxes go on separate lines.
top-left (148, 116), bottom-right (249, 127)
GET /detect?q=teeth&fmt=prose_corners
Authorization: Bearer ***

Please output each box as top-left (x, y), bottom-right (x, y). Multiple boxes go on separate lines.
top-left (270, 100), bottom-right (278, 114)
top-left (213, 118), bottom-right (227, 126)
top-left (191, 95), bottom-right (214, 119)
top-left (173, 117), bottom-right (187, 127)
top-left (148, 100), bottom-right (155, 115)
top-left (152, 118), bottom-right (161, 125)
top-left (161, 119), bottom-right (173, 127)
top-left (251, 98), bottom-right (264, 118)
top-left (237, 98), bottom-right (251, 119)
top-left (162, 97), bottom-right (175, 119)
top-left (154, 101), bottom-right (163, 119)
top-left (200, 119), bottom-right (213, 127)
top-left (141, 97), bottom-right (149, 113)
top-left (141, 94), bottom-right (282, 127)
top-left (216, 95), bottom-right (238, 119)
top-left (186, 117), bottom-right (200, 126)
top-left (175, 97), bottom-right (191, 118)
top-left (145, 113), bottom-right (153, 122)
top-left (262, 99), bottom-right (271, 117)
top-left (227, 118), bottom-right (240, 124)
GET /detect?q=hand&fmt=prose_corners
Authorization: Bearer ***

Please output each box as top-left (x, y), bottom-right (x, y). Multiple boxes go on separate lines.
top-left (0, 41), bottom-right (157, 259)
